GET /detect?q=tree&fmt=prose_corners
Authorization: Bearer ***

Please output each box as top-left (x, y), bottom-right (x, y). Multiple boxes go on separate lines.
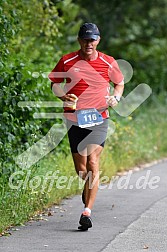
top-left (0, 0), bottom-right (81, 175)
top-left (75, 0), bottom-right (167, 93)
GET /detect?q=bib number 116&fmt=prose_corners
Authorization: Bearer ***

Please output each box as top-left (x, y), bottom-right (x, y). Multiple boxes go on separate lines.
top-left (84, 113), bottom-right (97, 122)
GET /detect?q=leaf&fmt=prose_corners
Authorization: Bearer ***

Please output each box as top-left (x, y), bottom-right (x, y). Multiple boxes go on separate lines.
top-left (16, 72), bottom-right (22, 81)
top-left (2, 112), bottom-right (9, 117)
top-left (0, 77), bottom-right (4, 83)
top-left (0, 62), bottom-right (4, 68)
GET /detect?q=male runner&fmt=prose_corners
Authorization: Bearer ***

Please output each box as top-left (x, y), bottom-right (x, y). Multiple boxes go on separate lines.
top-left (49, 23), bottom-right (124, 230)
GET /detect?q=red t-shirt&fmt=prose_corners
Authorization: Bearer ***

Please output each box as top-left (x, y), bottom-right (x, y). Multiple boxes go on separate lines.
top-left (48, 50), bottom-right (124, 121)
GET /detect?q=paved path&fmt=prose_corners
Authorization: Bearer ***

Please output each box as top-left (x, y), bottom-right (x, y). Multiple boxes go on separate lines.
top-left (0, 160), bottom-right (167, 252)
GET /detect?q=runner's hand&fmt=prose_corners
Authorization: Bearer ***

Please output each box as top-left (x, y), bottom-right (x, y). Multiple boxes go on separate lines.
top-left (60, 94), bottom-right (78, 102)
top-left (61, 94), bottom-right (78, 109)
top-left (105, 96), bottom-right (118, 107)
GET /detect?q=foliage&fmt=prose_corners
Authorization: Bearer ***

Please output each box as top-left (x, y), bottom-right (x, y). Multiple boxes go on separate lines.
top-left (0, 0), bottom-right (81, 234)
top-left (100, 97), bottom-right (167, 176)
top-left (75, 0), bottom-right (167, 93)
top-left (1, 0), bottom-right (81, 66)
top-left (0, 0), bottom-right (80, 178)
top-left (0, 0), bottom-right (19, 60)
top-left (0, 58), bottom-right (45, 176)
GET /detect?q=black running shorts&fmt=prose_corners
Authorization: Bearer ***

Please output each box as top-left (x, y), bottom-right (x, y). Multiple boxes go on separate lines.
top-left (66, 119), bottom-right (108, 153)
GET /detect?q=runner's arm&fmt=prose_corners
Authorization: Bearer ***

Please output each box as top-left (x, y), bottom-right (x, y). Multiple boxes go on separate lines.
top-left (52, 83), bottom-right (76, 102)
top-left (106, 81), bottom-right (124, 107)
top-left (113, 81), bottom-right (124, 98)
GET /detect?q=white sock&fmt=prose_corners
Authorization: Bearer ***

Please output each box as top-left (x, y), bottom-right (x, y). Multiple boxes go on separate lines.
top-left (84, 207), bottom-right (91, 214)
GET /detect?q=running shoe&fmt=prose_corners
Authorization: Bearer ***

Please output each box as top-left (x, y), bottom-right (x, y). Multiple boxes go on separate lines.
top-left (78, 211), bottom-right (92, 231)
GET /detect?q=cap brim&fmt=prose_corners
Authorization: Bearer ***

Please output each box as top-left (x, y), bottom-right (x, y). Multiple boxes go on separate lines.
top-left (79, 35), bottom-right (99, 40)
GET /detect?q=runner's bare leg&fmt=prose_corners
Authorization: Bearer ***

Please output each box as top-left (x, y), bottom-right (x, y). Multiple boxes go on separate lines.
top-left (72, 144), bottom-right (103, 210)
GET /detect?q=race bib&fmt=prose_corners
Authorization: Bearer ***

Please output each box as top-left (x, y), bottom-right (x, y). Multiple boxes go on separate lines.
top-left (77, 108), bottom-right (103, 128)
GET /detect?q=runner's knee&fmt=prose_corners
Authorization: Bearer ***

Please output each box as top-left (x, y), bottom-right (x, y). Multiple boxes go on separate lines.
top-left (87, 154), bottom-right (99, 169)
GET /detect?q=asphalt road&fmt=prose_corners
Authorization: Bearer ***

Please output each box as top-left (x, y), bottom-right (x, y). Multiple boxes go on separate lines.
top-left (0, 159), bottom-right (167, 252)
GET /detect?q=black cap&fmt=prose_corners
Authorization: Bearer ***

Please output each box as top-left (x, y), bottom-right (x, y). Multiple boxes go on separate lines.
top-left (78, 23), bottom-right (100, 40)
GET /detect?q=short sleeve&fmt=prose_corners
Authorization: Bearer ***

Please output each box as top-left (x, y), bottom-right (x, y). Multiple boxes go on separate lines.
top-left (48, 57), bottom-right (65, 84)
top-left (108, 59), bottom-right (124, 85)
